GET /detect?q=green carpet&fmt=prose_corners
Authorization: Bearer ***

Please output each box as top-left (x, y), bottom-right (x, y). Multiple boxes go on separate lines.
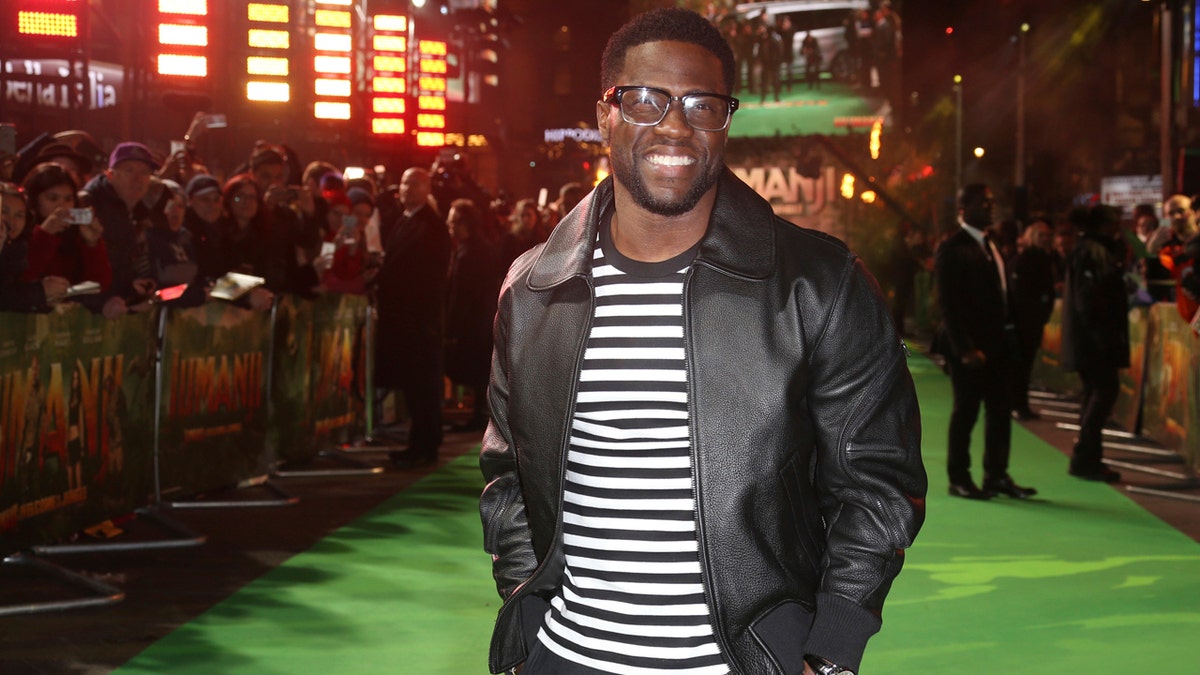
top-left (116, 459), bottom-right (498, 674)
top-left (728, 81), bottom-right (888, 138)
top-left (118, 355), bottom-right (1200, 674)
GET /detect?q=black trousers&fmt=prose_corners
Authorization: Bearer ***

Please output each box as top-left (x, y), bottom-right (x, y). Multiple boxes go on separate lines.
top-left (947, 356), bottom-right (1013, 483)
top-left (1072, 365), bottom-right (1120, 471)
top-left (393, 367), bottom-right (444, 458)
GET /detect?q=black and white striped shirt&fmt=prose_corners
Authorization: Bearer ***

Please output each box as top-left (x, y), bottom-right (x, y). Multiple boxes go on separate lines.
top-left (532, 224), bottom-right (728, 674)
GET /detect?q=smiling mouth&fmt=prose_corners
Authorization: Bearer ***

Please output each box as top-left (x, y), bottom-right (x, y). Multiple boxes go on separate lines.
top-left (646, 154), bottom-right (696, 167)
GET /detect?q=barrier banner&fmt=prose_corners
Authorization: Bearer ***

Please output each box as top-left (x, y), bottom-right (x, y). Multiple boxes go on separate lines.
top-left (158, 303), bottom-right (272, 496)
top-left (0, 306), bottom-right (157, 550)
top-left (1112, 306), bottom-right (1149, 433)
top-left (1141, 303), bottom-right (1200, 467)
top-left (271, 294), bottom-right (367, 464)
top-left (1030, 300), bottom-right (1081, 397)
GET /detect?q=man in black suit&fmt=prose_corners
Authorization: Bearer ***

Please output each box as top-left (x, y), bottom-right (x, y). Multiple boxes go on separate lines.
top-left (374, 167), bottom-right (451, 469)
top-left (934, 184), bottom-right (1037, 500)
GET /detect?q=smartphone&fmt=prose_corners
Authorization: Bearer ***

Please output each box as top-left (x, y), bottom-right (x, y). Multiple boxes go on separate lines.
top-left (341, 214), bottom-right (357, 230)
top-left (170, 139), bottom-right (186, 155)
top-left (203, 113), bottom-right (227, 128)
top-left (155, 284), bottom-right (188, 303)
top-left (68, 208), bottom-right (93, 225)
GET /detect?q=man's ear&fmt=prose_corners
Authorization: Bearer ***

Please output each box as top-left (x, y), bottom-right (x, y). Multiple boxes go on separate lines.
top-left (596, 100), bottom-right (612, 146)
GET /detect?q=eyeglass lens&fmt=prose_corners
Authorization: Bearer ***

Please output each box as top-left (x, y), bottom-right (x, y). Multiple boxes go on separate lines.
top-left (618, 88), bottom-right (731, 131)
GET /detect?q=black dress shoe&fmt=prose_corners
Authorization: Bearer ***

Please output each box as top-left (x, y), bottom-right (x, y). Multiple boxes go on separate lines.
top-left (948, 480), bottom-right (992, 500)
top-left (388, 450), bottom-right (436, 470)
top-left (983, 475), bottom-right (1038, 499)
top-left (1012, 408), bottom-right (1041, 421)
top-left (1069, 466), bottom-right (1122, 483)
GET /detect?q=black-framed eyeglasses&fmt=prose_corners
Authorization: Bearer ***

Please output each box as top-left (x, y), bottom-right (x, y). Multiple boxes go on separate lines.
top-left (603, 85), bottom-right (739, 132)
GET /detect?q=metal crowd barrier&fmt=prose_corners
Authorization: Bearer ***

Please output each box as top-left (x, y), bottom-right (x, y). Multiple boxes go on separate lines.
top-left (0, 293), bottom-right (374, 615)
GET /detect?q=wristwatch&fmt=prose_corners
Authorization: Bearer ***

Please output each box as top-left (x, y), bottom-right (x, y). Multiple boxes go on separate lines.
top-left (805, 654), bottom-right (855, 675)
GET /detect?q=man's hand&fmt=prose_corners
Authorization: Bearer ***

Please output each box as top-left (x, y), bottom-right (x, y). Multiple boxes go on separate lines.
top-left (960, 349), bottom-right (987, 368)
top-left (263, 184), bottom-right (288, 207)
top-left (297, 185), bottom-right (316, 217)
top-left (131, 278), bottom-right (157, 299)
top-left (79, 218), bottom-right (103, 246)
top-left (39, 207), bottom-right (72, 236)
top-left (102, 296), bottom-right (128, 320)
top-left (247, 287), bottom-right (274, 312)
top-left (42, 276), bottom-right (70, 305)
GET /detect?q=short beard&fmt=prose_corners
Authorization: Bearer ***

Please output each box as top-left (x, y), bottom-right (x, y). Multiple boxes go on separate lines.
top-left (614, 151), bottom-right (723, 218)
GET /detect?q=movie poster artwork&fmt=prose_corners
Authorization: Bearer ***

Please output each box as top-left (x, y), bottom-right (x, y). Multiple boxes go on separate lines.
top-left (0, 306), bottom-right (156, 548)
top-left (1112, 307), bottom-right (1149, 433)
top-left (271, 295), bottom-right (367, 465)
top-left (1031, 300), bottom-right (1081, 397)
top-left (1141, 304), bottom-right (1199, 465)
top-left (158, 303), bottom-right (271, 497)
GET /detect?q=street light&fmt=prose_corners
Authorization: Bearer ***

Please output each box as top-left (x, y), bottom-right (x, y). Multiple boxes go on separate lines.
top-left (954, 74), bottom-right (963, 197)
top-left (1015, 22), bottom-right (1029, 219)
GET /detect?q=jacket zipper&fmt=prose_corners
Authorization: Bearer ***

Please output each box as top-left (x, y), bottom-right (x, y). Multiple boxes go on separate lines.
top-left (682, 265), bottom-right (739, 673)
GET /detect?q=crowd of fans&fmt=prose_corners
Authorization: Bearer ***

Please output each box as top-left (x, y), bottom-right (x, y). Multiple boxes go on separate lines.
top-left (0, 115), bottom-right (588, 457)
top-left (0, 116), bottom-right (584, 315)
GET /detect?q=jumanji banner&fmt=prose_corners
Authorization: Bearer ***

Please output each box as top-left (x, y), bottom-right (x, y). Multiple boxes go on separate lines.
top-left (271, 294), bottom-right (368, 465)
top-left (158, 303), bottom-right (272, 497)
top-left (0, 306), bottom-right (157, 549)
top-left (1141, 303), bottom-right (1200, 469)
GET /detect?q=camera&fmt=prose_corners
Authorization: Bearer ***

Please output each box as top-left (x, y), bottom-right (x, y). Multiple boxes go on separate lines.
top-left (68, 208), bottom-right (93, 225)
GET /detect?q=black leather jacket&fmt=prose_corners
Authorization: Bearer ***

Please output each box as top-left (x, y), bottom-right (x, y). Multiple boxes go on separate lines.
top-left (480, 170), bottom-right (926, 674)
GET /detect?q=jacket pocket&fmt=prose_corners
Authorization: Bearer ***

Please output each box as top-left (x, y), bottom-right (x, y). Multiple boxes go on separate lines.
top-left (779, 452), bottom-right (825, 576)
top-left (749, 600), bottom-right (815, 675)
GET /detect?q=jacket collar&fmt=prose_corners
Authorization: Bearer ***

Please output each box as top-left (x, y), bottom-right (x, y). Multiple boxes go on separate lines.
top-left (527, 168), bottom-right (775, 290)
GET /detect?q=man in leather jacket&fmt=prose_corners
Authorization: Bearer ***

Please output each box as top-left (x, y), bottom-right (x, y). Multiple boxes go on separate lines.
top-left (480, 9), bottom-right (926, 675)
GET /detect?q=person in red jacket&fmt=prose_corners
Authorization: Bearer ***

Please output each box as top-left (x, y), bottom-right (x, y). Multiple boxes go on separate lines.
top-left (20, 162), bottom-right (112, 298)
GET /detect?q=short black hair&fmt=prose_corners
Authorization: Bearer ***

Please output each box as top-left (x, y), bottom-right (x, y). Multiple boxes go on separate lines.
top-left (957, 183), bottom-right (990, 210)
top-left (600, 8), bottom-right (736, 94)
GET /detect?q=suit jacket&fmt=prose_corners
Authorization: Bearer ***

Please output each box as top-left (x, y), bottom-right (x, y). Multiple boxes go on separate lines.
top-left (373, 203), bottom-right (450, 388)
top-left (934, 226), bottom-right (1011, 360)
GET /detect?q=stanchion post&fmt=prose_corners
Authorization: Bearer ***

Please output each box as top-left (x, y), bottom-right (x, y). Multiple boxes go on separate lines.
top-left (152, 306), bottom-right (169, 505)
top-left (365, 301), bottom-right (376, 437)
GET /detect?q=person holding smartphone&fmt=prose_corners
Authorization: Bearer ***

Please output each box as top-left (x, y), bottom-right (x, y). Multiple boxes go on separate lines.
top-left (316, 187), bottom-right (373, 295)
top-left (1, 182), bottom-right (68, 312)
top-left (20, 162), bottom-right (112, 301)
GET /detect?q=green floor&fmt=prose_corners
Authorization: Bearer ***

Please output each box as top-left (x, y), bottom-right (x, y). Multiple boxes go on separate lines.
top-left (118, 355), bottom-right (1200, 674)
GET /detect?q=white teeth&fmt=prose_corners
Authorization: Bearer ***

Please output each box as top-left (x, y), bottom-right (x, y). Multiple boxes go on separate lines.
top-left (647, 155), bottom-right (695, 167)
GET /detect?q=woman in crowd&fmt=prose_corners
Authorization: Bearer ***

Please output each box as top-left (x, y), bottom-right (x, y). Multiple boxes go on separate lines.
top-left (1009, 218), bottom-right (1058, 420)
top-left (20, 162), bottom-right (111, 297)
top-left (444, 198), bottom-right (501, 431)
top-left (316, 188), bottom-right (376, 295)
top-left (210, 174), bottom-right (280, 310)
top-left (0, 182), bottom-right (69, 312)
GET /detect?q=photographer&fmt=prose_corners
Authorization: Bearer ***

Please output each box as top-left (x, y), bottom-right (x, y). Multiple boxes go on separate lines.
top-left (21, 163), bottom-right (112, 300)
